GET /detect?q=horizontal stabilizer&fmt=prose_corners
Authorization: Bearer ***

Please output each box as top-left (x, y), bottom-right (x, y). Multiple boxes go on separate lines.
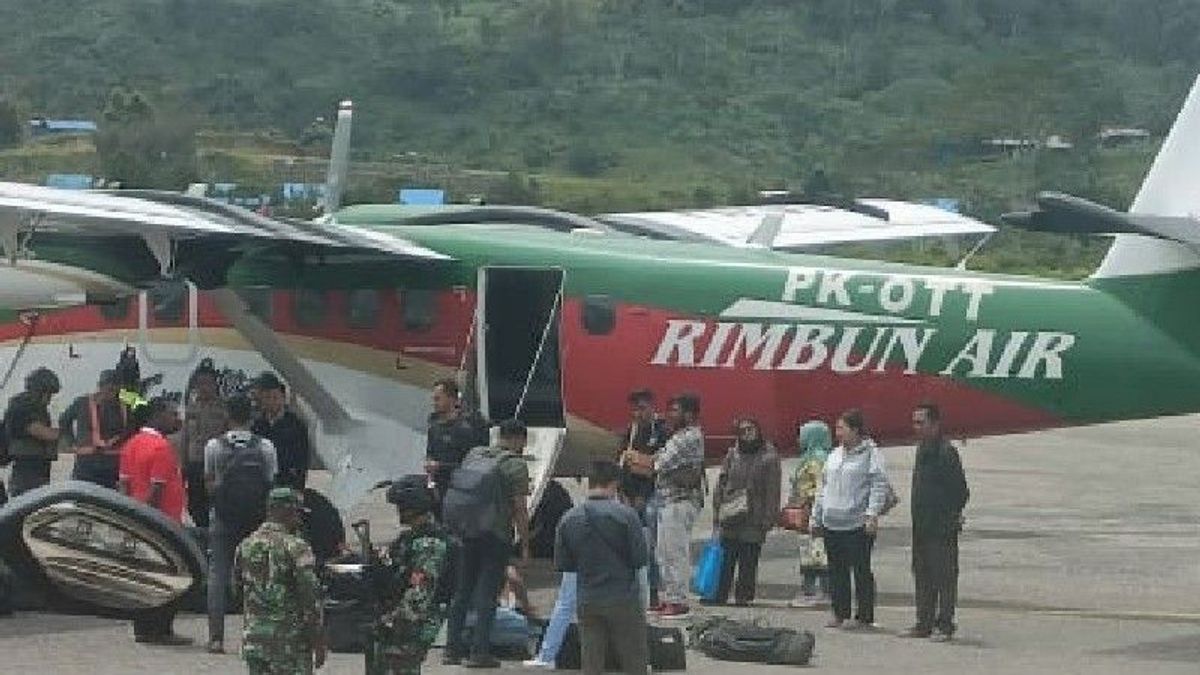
top-left (1002, 192), bottom-right (1200, 247)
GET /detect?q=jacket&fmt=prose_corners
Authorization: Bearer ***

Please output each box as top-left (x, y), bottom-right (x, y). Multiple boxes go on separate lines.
top-left (911, 437), bottom-right (969, 538)
top-left (715, 442), bottom-right (781, 543)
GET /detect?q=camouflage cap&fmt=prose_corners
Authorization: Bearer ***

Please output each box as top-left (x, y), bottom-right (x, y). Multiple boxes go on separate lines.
top-left (267, 487), bottom-right (303, 508)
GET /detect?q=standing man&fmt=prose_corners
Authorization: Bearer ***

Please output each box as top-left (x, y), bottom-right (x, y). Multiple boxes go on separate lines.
top-left (4, 368), bottom-right (61, 497)
top-left (367, 475), bottom-right (454, 675)
top-left (619, 389), bottom-right (666, 608)
top-left (117, 397), bottom-right (191, 645)
top-left (235, 487), bottom-right (326, 674)
top-left (205, 394), bottom-right (277, 655)
top-left (59, 370), bottom-right (126, 489)
top-left (252, 372), bottom-right (311, 490)
top-left (425, 378), bottom-right (489, 508)
top-left (182, 361), bottom-right (229, 526)
top-left (900, 403), bottom-right (969, 642)
top-left (654, 393), bottom-right (705, 619)
top-left (555, 460), bottom-right (649, 675)
top-left (443, 418), bottom-right (531, 669)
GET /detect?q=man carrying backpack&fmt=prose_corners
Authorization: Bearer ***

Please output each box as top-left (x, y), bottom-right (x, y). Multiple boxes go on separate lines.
top-left (204, 394), bottom-right (278, 654)
top-left (442, 418), bottom-right (531, 669)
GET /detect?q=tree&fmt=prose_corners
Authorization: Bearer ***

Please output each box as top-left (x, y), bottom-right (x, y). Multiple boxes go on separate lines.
top-left (0, 99), bottom-right (22, 148)
top-left (95, 87), bottom-right (197, 189)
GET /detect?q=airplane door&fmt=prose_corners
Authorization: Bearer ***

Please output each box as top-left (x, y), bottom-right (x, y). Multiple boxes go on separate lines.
top-left (476, 267), bottom-right (567, 512)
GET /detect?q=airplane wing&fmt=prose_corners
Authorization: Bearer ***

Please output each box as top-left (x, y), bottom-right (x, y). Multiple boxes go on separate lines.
top-left (0, 181), bottom-right (451, 265)
top-left (602, 200), bottom-right (994, 249)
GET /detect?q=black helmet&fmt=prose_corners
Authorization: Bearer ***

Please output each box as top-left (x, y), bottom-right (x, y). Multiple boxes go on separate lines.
top-left (25, 367), bottom-right (61, 395)
top-left (386, 474), bottom-right (434, 514)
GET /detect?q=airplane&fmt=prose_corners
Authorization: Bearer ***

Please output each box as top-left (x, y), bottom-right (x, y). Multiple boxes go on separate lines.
top-left (1, 75), bottom-right (1199, 524)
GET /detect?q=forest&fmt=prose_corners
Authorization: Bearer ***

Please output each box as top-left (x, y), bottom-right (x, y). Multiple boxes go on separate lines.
top-left (1, 0), bottom-right (1197, 275)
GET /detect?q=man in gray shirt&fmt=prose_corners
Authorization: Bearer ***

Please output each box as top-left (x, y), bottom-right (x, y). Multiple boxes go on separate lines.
top-left (203, 394), bottom-right (277, 654)
top-left (555, 461), bottom-right (649, 675)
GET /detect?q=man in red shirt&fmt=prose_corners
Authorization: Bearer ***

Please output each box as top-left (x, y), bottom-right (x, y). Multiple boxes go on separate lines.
top-left (118, 396), bottom-right (192, 645)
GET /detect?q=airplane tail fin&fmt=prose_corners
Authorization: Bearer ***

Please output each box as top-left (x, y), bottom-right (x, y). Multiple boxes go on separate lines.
top-left (1093, 75), bottom-right (1200, 278)
top-left (320, 100), bottom-right (353, 221)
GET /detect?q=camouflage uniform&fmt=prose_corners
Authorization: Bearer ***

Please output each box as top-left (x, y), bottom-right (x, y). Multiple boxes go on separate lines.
top-left (366, 522), bottom-right (452, 675)
top-left (235, 519), bottom-right (324, 675)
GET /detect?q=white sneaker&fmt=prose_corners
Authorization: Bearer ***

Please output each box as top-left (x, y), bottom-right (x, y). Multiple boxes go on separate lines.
top-left (522, 658), bottom-right (555, 669)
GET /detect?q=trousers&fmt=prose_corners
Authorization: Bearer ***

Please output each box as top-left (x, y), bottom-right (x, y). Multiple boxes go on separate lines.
top-left (208, 514), bottom-right (250, 643)
top-left (716, 539), bottom-right (762, 604)
top-left (824, 528), bottom-right (876, 623)
top-left (656, 499), bottom-right (698, 605)
top-left (9, 458), bottom-right (51, 497)
top-left (912, 533), bottom-right (959, 633)
top-left (444, 534), bottom-right (509, 658)
top-left (578, 601), bottom-right (648, 675)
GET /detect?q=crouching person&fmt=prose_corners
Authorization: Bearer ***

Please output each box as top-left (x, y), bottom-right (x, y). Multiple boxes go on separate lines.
top-left (368, 475), bottom-right (455, 675)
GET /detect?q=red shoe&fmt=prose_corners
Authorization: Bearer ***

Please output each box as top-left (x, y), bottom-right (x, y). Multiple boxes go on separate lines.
top-left (659, 603), bottom-right (692, 619)
top-left (649, 602), bottom-right (667, 613)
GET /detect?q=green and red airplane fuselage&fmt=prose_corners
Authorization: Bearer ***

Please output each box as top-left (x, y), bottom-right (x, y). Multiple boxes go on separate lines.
top-left (3, 214), bottom-right (1199, 459)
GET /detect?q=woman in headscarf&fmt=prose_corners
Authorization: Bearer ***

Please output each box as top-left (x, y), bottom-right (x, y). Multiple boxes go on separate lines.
top-left (709, 418), bottom-right (781, 606)
top-left (788, 420), bottom-right (832, 607)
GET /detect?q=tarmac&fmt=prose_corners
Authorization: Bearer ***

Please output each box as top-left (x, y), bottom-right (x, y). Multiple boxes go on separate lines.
top-left (1, 414), bottom-right (1197, 673)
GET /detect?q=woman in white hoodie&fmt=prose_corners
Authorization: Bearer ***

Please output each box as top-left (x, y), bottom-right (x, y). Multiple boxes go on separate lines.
top-left (810, 409), bottom-right (890, 629)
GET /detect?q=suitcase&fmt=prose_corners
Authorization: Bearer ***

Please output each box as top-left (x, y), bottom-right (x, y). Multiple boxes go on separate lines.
top-left (554, 622), bottom-right (686, 671)
top-left (322, 562), bottom-right (375, 653)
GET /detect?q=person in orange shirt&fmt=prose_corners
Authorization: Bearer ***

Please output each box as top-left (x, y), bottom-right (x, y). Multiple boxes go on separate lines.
top-left (118, 396), bottom-right (192, 646)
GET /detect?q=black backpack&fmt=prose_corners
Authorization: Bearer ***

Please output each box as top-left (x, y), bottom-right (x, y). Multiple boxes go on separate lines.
top-left (212, 436), bottom-right (271, 537)
top-left (690, 616), bottom-right (816, 666)
top-left (442, 450), bottom-right (509, 540)
top-left (0, 415), bottom-right (11, 468)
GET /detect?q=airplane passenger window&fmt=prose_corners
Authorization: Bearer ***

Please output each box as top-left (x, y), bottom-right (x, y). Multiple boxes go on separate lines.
top-left (582, 294), bottom-right (616, 335)
top-left (293, 289), bottom-right (327, 328)
top-left (404, 289), bottom-right (436, 332)
top-left (149, 282), bottom-right (187, 325)
top-left (347, 289), bottom-right (381, 329)
top-left (99, 297), bottom-right (131, 322)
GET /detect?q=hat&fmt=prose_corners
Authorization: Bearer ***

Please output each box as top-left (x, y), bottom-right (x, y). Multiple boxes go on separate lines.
top-left (254, 371), bottom-right (285, 391)
top-left (267, 487), bottom-right (303, 508)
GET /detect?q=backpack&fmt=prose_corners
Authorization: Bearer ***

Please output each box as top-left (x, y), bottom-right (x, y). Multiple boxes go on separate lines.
top-left (441, 450), bottom-right (509, 540)
top-left (689, 616), bottom-right (815, 666)
top-left (212, 436), bottom-right (271, 537)
top-left (0, 415), bottom-right (10, 467)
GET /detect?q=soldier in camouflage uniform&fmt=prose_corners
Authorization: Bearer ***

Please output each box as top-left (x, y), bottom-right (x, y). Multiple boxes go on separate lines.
top-left (234, 487), bottom-right (327, 674)
top-left (366, 475), bottom-right (454, 675)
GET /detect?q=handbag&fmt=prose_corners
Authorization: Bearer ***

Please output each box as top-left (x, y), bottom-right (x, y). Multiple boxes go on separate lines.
top-left (691, 538), bottom-right (724, 600)
top-left (717, 488), bottom-right (749, 526)
top-left (778, 503), bottom-right (810, 532)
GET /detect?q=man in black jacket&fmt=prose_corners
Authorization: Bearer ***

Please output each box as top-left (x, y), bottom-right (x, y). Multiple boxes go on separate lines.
top-left (251, 372), bottom-right (311, 490)
top-left (900, 402), bottom-right (969, 642)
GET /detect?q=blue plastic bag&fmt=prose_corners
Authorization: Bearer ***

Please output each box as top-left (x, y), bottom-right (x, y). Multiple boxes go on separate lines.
top-left (691, 538), bottom-right (724, 600)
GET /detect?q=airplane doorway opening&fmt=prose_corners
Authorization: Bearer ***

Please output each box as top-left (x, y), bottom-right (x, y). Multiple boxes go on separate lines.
top-left (477, 267), bottom-right (565, 428)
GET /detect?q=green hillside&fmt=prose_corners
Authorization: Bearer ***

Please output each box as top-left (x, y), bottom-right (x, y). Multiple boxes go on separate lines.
top-left (0, 1), bottom-right (1196, 275)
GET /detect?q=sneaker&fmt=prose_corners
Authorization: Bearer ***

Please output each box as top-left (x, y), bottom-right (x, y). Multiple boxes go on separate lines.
top-left (788, 595), bottom-right (820, 608)
top-left (847, 619), bottom-right (880, 631)
top-left (442, 652), bottom-right (464, 666)
top-left (824, 618), bottom-right (844, 629)
top-left (897, 626), bottom-right (932, 639)
top-left (465, 653), bottom-right (502, 669)
top-left (659, 603), bottom-right (692, 619)
top-left (206, 640), bottom-right (225, 654)
top-left (522, 658), bottom-right (555, 669)
top-left (930, 627), bottom-right (955, 643)
top-left (698, 598), bottom-right (726, 607)
top-left (649, 602), bottom-right (667, 614)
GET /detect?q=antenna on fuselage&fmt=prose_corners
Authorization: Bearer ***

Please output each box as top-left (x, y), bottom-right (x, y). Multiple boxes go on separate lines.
top-left (320, 99), bottom-right (353, 222)
top-left (746, 208), bottom-right (784, 248)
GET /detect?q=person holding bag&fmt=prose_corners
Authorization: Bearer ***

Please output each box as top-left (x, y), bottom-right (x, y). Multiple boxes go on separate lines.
top-left (786, 420), bottom-right (833, 607)
top-left (811, 409), bottom-right (891, 630)
top-left (708, 418), bottom-right (781, 607)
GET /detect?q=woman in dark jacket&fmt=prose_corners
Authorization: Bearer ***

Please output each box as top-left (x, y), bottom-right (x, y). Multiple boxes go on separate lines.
top-left (709, 418), bottom-right (782, 606)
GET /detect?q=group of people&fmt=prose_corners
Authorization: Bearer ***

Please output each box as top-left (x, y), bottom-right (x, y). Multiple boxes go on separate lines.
top-left (526, 392), bottom-right (972, 675)
top-left (0, 356), bottom-right (320, 654)
top-left (787, 404), bottom-right (970, 641)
